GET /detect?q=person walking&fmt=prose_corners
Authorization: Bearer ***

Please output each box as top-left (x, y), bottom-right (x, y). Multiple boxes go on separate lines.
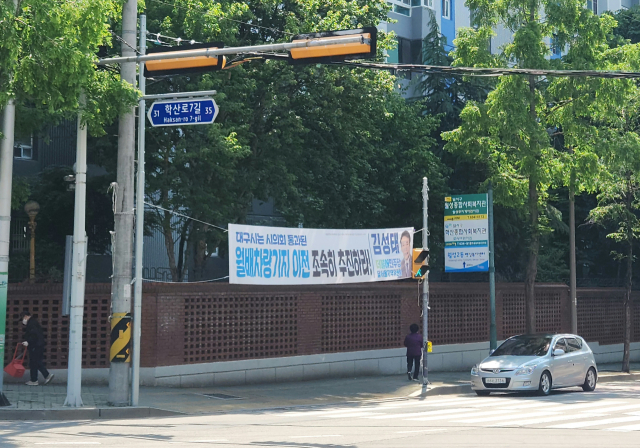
top-left (404, 323), bottom-right (423, 381)
top-left (20, 310), bottom-right (54, 386)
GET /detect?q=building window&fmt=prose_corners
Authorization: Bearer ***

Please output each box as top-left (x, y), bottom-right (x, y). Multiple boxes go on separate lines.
top-left (442, 0), bottom-right (451, 19)
top-left (424, 0), bottom-right (434, 7)
top-left (587, 0), bottom-right (597, 14)
top-left (551, 35), bottom-right (561, 57)
top-left (13, 144), bottom-right (33, 160)
top-left (393, 4), bottom-right (411, 16)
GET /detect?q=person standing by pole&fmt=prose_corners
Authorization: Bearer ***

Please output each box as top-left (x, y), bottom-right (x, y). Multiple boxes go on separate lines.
top-left (20, 310), bottom-right (53, 386)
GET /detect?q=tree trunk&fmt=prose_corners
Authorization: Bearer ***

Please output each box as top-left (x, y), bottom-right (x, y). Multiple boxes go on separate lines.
top-left (524, 74), bottom-right (539, 334)
top-left (623, 179), bottom-right (633, 373)
top-left (161, 210), bottom-right (180, 282)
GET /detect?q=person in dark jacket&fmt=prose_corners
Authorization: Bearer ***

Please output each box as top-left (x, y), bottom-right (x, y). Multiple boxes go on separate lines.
top-left (20, 310), bottom-right (54, 386)
top-left (404, 323), bottom-right (423, 381)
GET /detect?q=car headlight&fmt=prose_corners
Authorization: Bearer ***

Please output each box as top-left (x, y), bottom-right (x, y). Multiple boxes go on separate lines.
top-left (471, 365), bottom-right (479, 376)
top-left (515, 366), bottom-right (536, 376)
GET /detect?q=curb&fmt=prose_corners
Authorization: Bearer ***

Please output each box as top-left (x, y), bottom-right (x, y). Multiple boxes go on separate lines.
top-left (0, 407), bottom-right (182, 421)
top-left (598, 372), bottom-right (640, 383)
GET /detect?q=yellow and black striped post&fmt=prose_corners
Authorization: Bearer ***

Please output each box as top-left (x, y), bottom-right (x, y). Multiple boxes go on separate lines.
top-left (110, 312), bottom-right (132, 363)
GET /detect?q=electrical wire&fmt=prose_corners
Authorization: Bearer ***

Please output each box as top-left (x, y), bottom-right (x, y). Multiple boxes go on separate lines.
top-left (142, 275), bottom-right (229, 283)
top-left (110, 30), bottom-right (141, 54)
top-left (144, 202), bottom-right (228, 232)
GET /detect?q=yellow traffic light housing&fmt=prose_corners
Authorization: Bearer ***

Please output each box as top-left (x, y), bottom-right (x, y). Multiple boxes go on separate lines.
top-left (288, 27), bottom-right (377, 64)
top-left (144, 42), bottom-right (226, 77)
top-left (412, 248), bottom-right (429, 279)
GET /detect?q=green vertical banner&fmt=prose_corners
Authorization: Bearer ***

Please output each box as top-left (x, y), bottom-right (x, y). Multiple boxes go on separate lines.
top-left (0, 271), bottom-right (7, 368)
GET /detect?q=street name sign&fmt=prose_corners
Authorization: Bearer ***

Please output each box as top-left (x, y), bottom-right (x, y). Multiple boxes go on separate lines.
top-left (444, 193), bottom-right (489, 272)
top-left (147, 97), bottom-right (218, 127)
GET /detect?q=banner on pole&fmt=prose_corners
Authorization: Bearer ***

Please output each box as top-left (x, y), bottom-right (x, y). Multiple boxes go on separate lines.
top-left (229, 224), bottom-right (414, 285)
top-left (444, 194), bottom-right (489, 272)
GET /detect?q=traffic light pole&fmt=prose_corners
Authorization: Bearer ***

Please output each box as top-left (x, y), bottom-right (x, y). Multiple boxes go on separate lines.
top-left (422, 177), bottom-right (429, 388)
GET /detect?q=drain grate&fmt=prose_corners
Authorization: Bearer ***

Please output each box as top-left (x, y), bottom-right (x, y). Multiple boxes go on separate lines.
top-left (200, 393), bottom-right (243, 400)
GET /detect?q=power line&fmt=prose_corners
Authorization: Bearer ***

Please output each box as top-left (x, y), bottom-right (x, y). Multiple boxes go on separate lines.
top-left (142, 275), bottom-right (229, 283)
top-left (144, 202), bottom-right (228, 232)
top-left (110, 30), bottom-right (141, 54)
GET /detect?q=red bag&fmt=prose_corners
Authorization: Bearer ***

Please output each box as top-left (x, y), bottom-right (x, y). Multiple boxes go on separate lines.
top-left (4, 343), bottom-right (28, 378)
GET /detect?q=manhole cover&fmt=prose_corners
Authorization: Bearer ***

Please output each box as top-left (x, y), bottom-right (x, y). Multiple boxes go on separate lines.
top-left (200, 393), bottom-right (243, 400)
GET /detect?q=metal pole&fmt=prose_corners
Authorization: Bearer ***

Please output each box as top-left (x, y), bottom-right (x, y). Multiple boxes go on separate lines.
top-left (28, 215), bottom-right (36, 282)
top-left (0, 0), bottom-right (18, 407)
top-left (64, 95), bottom-right (88, 407)
top-left (422, 177), bottom-right (429, 388)
top-left (0, 103), bottom-right (15, 407)
top-left (109, 0), bottom-right (137, 406)
top-left (569, 180), bottom-right (577, 334)
top-left (97, 36), bottom-right (370, 65)
top-left (131, 14), bottom-right (146, 407)
top-left (488, 183), bottom-right (497, 351)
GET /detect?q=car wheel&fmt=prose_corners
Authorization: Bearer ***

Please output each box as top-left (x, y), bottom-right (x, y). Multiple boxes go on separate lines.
top-left (582, 367), bottom-right (597, 392)
top-left (538, 371), bottom-right (552, 396)
top-left (475, 390), bottom-right (490, 396)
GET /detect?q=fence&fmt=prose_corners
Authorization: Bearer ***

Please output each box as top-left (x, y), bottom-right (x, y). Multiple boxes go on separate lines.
top-left (4, 282), bottom-right (638, 370)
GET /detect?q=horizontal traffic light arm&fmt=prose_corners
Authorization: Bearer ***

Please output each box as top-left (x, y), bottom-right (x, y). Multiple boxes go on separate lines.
top-left (97, 35), bottom-right (369, 66)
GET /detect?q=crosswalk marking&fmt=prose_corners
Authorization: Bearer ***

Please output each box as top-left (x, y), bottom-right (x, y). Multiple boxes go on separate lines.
top-left (276, 395), bottom-right (640, 432)
top-left (458, 410), bottom-right (555, 424)
top-left (490, 412), bottom-right (607, 427)
top-left (607, 423), bottom-right (640, 432)
top-left (408, 409), bottom-right (515, 422)
top-left (548, 415), bottom-right (640, 429)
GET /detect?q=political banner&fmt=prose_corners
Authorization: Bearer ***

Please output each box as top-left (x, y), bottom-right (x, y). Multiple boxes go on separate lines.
top-left (229, 224), bottom-right (414, 285)
top-left (444, 194), bottom-right (489, 272)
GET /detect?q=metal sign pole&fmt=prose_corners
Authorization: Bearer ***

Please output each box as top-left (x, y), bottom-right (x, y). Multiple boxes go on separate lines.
top-left (422, 177), bottom-right (429, 388)
top-left (489, 183), bottom-right (497, 351)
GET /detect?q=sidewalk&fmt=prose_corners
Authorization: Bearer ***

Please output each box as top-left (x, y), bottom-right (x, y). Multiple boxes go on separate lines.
top-left (1, 363), bottom-right (638, 420)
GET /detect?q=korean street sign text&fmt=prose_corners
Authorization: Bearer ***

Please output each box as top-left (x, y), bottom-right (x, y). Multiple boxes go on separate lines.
top-left (444, 194), bottom-right (489, 273)
top-left (147, 97), bottom-right (218, 127)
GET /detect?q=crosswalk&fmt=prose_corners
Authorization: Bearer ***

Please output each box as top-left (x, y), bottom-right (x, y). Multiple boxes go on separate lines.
top-left (277, 395), bottom-right (640, 432)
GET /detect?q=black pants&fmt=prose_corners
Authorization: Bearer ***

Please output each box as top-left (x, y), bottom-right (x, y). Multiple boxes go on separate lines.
top-left (407, 355), bottom-right (421, 380)
top-left (29, 349), bottom-right (50, 383)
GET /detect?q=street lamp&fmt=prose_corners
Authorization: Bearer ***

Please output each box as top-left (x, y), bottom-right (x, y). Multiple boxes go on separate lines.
top-left (24, 200), bottom-right (40, 283)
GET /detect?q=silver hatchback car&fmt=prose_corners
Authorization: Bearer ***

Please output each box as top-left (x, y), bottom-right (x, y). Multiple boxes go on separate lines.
top-left (470, 334), bottom-right (598, 396)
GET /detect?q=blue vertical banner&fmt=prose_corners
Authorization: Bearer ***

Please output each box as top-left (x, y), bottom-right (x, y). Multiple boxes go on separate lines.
top-left (444, 194), bottom-right (489, 272)
top-left (229, 224), bottom-right (414, 285)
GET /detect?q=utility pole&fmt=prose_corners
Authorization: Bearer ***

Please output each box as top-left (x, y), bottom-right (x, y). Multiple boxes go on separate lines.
top-left (421, 177), bottom-right (429, 388)
top-left (0, 0), bottom-right (19, 408)
top-left (64, 96), bottom-right (88, 407)
top-left (131, 14), bottom-right (146, 407)
top-left (109, 0), bottom-right (137, 406)
top-left (488, 183), bottom-right (497, 351)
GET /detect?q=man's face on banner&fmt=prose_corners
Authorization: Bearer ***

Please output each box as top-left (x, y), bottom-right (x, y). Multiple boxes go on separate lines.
top-left (401, 234), bottom-right (411, 260)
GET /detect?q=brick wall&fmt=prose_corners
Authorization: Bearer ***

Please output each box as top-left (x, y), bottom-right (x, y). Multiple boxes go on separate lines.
top-left (3, 281), bottom-right (637, 369)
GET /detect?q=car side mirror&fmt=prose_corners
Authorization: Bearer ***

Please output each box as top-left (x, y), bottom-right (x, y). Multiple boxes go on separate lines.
top-left (553, 349), bottom-right (565, 357)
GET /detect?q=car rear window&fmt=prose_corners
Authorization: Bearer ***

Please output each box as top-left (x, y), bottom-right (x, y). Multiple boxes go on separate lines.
top-left (566, 337), bottom-right (582, 352)
top-left (491, 336), bottom-right (552, 357)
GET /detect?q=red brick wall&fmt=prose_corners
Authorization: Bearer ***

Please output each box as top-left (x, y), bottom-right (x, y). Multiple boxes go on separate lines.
top-left (3, 281), bottom-right (636, 369)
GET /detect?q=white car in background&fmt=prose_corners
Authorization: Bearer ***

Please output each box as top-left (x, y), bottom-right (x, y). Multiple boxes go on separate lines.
top-left (470, 334), bottom-right (598, 396)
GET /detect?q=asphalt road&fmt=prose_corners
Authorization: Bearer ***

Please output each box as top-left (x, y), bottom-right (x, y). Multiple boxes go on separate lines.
top-left (2, 380), bottom-right (640, 447)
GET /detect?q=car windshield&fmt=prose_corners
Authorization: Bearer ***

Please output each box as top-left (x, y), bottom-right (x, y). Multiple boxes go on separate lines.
top-left (490, 336), bottom-right (552, 357)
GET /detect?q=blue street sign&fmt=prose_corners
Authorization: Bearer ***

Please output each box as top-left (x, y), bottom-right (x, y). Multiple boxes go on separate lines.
top-left (147, 97), bottom-right (218, 127)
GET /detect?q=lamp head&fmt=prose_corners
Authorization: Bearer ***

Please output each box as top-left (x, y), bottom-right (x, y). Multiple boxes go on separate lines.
top-left (24, 200), bottom-right (40, 218)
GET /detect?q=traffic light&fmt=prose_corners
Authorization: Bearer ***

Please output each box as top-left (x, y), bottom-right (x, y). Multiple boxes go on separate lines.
top-left (144, 42), bottom-right (226, 77)
top-left (412, 248), bottom-right (429, 279)
top-left (288, 27), bottom-right (377, 64)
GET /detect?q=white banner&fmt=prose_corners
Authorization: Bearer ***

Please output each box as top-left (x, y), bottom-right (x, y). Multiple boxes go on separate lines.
top-left (229, 224), bottom-right (414, 285)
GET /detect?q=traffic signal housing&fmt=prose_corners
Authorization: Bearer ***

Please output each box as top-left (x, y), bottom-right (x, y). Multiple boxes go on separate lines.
top-left (144, 42), bottom-right (226, 77)
top-left (412, 248), bottom-right (429, 279)
top-left (288, 27), bottom-right (377, 64)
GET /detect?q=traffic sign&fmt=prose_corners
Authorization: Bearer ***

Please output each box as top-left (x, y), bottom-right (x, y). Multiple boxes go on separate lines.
top-left (147, 97), bottom-right (218, 127)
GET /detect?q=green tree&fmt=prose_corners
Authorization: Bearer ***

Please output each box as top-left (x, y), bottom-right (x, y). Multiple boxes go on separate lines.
top-left (610, 5), bottom-right (640, 45)
top-left (141, 0), bottom-right (447, 277)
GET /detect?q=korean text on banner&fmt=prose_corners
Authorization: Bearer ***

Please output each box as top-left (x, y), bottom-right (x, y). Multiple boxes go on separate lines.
top-left (229, 224), bottom-right (414, 285)
top-left (444, 194), bottom-right (489, 272)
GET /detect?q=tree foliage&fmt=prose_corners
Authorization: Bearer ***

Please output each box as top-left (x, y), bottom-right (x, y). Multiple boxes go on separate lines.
top-left (140, 0), bottom-right (447, 278)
